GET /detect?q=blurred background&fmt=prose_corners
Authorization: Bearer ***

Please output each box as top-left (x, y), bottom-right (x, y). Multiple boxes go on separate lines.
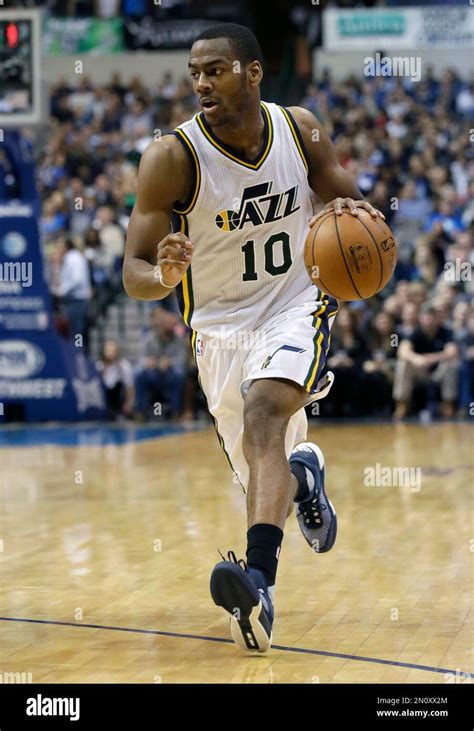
top-left (0, 0), bottom-right (473, 424)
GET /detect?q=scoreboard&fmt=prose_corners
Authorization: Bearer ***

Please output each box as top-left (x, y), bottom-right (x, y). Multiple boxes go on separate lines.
top-left (0, 10), bottom-right (41, 127)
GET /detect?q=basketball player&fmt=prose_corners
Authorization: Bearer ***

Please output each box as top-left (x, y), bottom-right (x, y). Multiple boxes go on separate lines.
top-left (123, 24), bottom-right (384, 653)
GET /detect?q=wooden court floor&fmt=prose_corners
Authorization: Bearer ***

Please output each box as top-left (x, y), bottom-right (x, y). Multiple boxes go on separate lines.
top-left (0, 421), bottom-right (472, 684)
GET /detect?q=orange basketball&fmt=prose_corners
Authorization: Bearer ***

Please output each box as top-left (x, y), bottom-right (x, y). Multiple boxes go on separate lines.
top-left (304, 209), bottom-right (397, 301)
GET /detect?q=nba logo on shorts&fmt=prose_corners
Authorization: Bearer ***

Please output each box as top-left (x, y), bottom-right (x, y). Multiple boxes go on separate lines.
top-left (196, 335), bottom-right (205, 356)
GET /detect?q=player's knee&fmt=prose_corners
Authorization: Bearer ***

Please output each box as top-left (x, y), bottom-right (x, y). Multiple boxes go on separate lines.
top-left (243, 392), bottom-right (289, 442)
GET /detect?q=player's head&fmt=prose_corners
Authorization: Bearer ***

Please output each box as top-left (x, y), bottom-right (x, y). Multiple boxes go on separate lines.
top-left (189, 23), bottom-right (263, 127)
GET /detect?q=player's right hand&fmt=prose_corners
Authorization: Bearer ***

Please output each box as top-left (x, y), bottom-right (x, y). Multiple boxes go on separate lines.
top-left (156, 233), bottom-right (194, 288)
top-left (308, 198), bottom-right (385, 228)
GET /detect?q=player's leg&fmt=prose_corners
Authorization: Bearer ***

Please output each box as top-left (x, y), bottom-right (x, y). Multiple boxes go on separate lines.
top-left (210, 302), bottom-right (338, 652)
top-left (210, 376), bottom-right (308, 653)
top-left (243, 376), bottom-right (307, 529)
top-left (210, 371), bottom-right (336, 653)
top-left (195, 336), bottom-right (278, 652)
top-left (239, 302), bottom-right (338, 558)
top-left (242, 373), bottom-right (337, 569)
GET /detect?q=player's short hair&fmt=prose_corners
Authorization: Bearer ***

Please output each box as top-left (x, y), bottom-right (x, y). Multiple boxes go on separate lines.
top-left (193, 23), bottom-right (263, 66)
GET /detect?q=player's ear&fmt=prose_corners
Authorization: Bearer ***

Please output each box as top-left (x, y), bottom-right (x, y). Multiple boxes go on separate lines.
top-left (247, 61), bottom-right (263, 88)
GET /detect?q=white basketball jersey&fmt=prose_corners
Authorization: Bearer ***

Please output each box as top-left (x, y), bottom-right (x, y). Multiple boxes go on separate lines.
top-left (170, 101), bottom-right (332, 337)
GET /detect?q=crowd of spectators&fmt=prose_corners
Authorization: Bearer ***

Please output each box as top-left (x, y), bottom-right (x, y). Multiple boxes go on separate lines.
top-left (9, 59), bottom-right (474, 421)
top-left (305, 66), bottom-right (474, 419)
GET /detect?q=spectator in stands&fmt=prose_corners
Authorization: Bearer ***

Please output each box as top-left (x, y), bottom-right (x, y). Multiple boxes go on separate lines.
top-left (51, 94), bottom-right (75, 124)
top-left (40, 197), bottom-right (67, 243)
top-left (326, 307), bottom-right (370, 417)
top-left (426, 200), bottom-right (465, 237)
top-left (392, 180), bottom-right (431, 256)
top-left (393, 305), bottom-right (458, 419)
top-left (134, 308), bottom-right (188, 420)
top-left (368, 180), bottom-right (394, 225)
top-left (363, 311), bottom-right (397, 416)
top-left (94, 205), bottom-right (125, 262)
top-left (89, 205), bottom-right (126, 302)
top-left (50, 237), bottom-right (92, 344)
top-left (83, 227), bottom-right (116, 317)
top-left (452, 300), bottom-right (470, 334)
top-left (93, 174), bottom-right (115, 206)
top-left (413, 241), bottom-right (438, 287)
top-left (68, 193), bottom-right (97, 237)
top-left (406, 282), bottom-right (428, 308)
top-left (39, 151), bottom-right (68, 191)
top-left (96, 339), bottom-right (134, 420)
top-left (407, 155), bottom-right (430, 200)
top-left (121, 98), bottom-right (153, 136)
top-left (102, 92), bottom-right (123, 133)
top-left (456, 311), bottom-right (474, 414)
top-left (398, 301), bottom-right (419, 340)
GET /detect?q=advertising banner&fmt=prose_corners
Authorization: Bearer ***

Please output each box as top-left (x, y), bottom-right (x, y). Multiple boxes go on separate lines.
top-left (0, 206), bottom-right (52, 333)
top-left (323, 7), bottom-right (474, 50)
top-left (0, 138), bottom-right (105, 422)
top-left (43, 17), bottom-right (124, 55)
top-left (0, 333), bottom-right (105, 421)
top-left (124, 17), bottom-right (210, 50)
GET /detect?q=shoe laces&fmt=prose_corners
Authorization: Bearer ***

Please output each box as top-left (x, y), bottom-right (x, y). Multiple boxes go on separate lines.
top-left (217, 548), bottom-right (248, 571)
top-left (300, 494), bottom-right (327, 527)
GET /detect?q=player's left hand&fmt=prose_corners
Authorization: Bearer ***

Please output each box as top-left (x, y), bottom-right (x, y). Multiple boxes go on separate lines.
top-left (308, 198), bottom-right (385, 228)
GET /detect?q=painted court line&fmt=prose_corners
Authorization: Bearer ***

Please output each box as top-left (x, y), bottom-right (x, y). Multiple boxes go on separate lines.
top-left (0, 616), bottom-right (470, 678)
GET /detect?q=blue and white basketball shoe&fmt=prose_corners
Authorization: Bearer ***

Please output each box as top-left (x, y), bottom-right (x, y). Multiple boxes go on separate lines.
top-left (289, 442), bottom-right (337, 553)
top-left (210, 551), bottom-right (274, 653)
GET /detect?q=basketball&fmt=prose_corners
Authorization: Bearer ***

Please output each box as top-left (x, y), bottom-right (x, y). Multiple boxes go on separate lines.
top-left (304, 209), bottom-right (398, 301)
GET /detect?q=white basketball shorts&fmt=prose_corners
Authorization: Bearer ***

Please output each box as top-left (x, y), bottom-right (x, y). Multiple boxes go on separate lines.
top-left (191, 299), bottom-right (338, 491)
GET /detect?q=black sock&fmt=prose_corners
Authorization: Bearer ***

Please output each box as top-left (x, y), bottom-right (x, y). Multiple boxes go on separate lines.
top-left (246, 523), bottom-right (283, 586)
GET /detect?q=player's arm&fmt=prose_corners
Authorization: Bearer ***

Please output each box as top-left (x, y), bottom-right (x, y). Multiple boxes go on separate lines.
top-left (123, 135), bottom-right (194, 300)
top-left (288, 106), bottom-right (384, 226)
